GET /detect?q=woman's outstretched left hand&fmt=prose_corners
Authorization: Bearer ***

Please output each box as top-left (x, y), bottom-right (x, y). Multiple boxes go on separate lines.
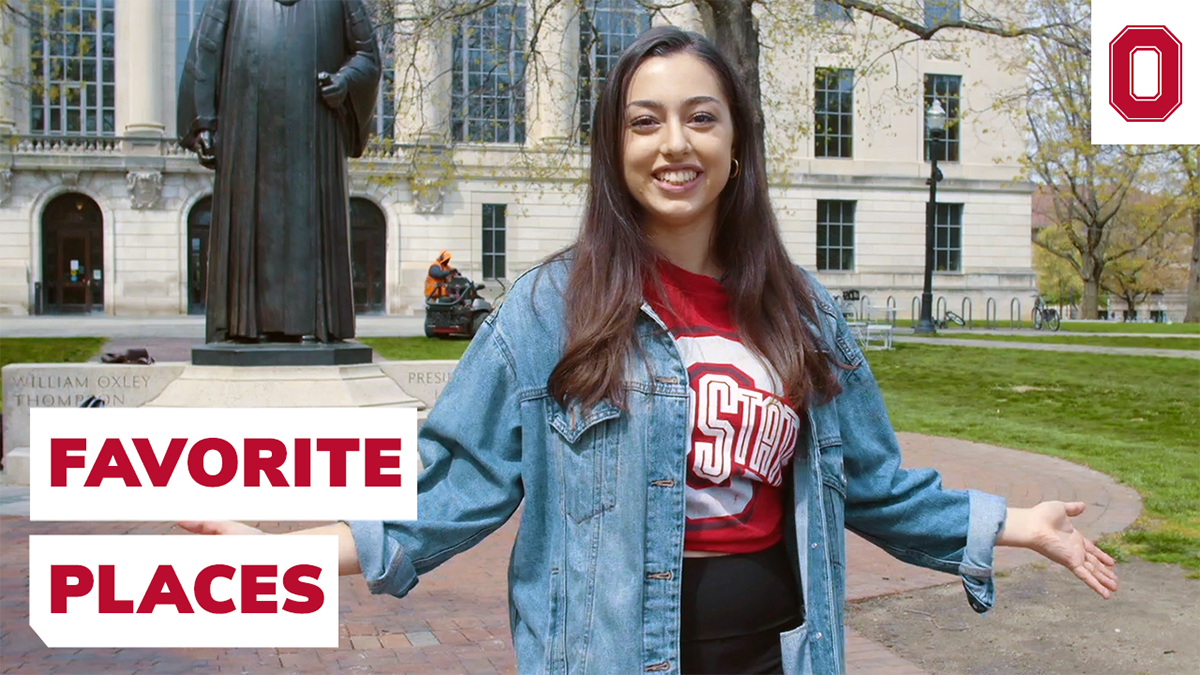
top-left (999, 501), bottom-right (1119, 599)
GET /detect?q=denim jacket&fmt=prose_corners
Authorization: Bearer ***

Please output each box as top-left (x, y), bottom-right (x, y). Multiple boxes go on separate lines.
top-left (349, 260), bottom-right (1007, 675)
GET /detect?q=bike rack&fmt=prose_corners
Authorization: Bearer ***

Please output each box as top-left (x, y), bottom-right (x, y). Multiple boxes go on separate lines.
top-left (886, 296), bottom-right (897, 328)
top-left (912, 296), bottom-right (921, 325)
top-left (936, 296), bottom-right (948, 323)
top-left (1010, 297), bottom-right (1021, 329)
top-left (961, 297), bottom-right (973, 329)
top-left (985, 297), bottom-right (998, 329)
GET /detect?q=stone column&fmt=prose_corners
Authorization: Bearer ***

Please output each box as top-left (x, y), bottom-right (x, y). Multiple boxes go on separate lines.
top-left (527, 0), bottom-right (578, 146)
top-left (116, 0), bottom-right (165, 140)
top-left (395, 1), bottom-right (451, 143)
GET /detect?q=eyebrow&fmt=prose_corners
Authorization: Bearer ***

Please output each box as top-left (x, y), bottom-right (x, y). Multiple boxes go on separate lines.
top-left (626, 95), bottom-right (723, 109)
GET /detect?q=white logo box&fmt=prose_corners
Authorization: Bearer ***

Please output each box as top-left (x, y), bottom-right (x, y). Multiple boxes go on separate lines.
top-left (30, 535), bottom-right (339, 648)
top-left (30, 407), bottom-right (418, 521)
top-left (1092, 0), bottom-right (1199, 144)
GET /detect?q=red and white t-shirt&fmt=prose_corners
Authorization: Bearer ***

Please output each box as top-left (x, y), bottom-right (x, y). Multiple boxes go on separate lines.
top-left (647, 260), bottom-right (801, 554)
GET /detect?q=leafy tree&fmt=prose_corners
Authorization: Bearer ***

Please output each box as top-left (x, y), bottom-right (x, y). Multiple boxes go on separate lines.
top-left (1032, 225), bottom-right (1082, 308)
top-left (1099, 190), bottom-right (1189, 318)
top-left (1172, 145), bottom-right (1200, 322)
top-left (1014, 0), bottom-right (1161, 319)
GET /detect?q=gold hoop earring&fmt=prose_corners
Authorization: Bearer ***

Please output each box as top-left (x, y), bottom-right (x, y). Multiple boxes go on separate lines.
top-left (730, 159), bottom-right (741, 179)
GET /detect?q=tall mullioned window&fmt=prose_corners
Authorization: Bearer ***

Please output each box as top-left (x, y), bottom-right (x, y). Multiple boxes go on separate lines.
top-left (176, 0), bottom-right (208, 87)
top-left (925, 0), bottom-right (961, 27)
top-left (30, 0), bottom-right (117, 135)
top-left (482, 204), bottom-right (507, 280)
top-left (373, 23), bottom-right (396, 139)
top-left (814, 0), bottom-right (852, 22)
top-left (924, 73), bottom-right (961, 162)
top-left (934, 202), bottom-right (963, 272)
top-left (452, 2), bottom-right (527, 143)
top-left (816, 200), bottom-right (856, 271)
top-left (814, 68), bottom-right (854, 158)
top-left (579, 0), bottom-right (650, 144)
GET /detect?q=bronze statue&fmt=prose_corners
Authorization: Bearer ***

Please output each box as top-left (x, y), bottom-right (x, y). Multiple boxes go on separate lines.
top-left (178, 0), bottom-right (382, 344)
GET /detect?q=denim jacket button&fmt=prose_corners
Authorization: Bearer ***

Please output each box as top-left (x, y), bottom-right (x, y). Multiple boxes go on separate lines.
top-left (814, 632), bottom-right (823, 640)
top-left (811, 543), bottom-right (819, 549)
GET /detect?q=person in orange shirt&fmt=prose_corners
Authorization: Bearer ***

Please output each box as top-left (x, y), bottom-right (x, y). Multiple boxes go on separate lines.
top-left (424, 250), bottom-right (458, 299)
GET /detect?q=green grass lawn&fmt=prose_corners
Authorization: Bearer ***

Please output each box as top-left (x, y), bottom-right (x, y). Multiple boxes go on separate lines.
top-left (0, 337), bottom-right (106, 406)
top-left (1058, 321), bottom-right (1200, 334)
top-left (869, 344), bottom-right (1200, 571)
top-left (359, 337), bottom-right (471, 361)
top-left (892, 318), bottom-right (1199, 333)
top-left (934, 333), bottom-right (1200, 351)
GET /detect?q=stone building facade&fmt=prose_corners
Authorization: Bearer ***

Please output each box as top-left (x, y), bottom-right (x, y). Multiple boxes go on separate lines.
top-left (0, 0), bottom-right (1035, 321)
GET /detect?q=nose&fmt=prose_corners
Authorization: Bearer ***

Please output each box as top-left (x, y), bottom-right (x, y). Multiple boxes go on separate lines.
top-left (660, 117), bottom-right (691, 157)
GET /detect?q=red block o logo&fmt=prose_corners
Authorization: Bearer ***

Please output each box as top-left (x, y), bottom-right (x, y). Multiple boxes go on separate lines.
top-left (1109, 26), bottom-right (1183, 122)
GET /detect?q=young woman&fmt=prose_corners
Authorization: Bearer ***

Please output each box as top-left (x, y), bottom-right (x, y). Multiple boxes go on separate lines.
top-left (184, 27), bottom-right (1118, 675)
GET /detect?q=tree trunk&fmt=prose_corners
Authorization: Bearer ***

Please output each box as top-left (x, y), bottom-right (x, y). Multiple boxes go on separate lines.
top-left (1186, 207), bottom-right (1200, 322)
top-left (1082, 278), bottom-right (1101, 319)
top-left (701, 0), bottom-right (765, 152)
top-left (1079, 251), bottom-right (1105, 319)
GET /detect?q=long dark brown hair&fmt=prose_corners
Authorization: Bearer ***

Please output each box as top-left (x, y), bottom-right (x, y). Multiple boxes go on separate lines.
top-left (547, 26), bottom-right (840, 412)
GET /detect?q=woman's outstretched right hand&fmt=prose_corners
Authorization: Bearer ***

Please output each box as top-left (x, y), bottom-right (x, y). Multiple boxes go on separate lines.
top-left (177, 521), bottom-right (264, 536)
top-left (177, 521), bottom-right (362, 575)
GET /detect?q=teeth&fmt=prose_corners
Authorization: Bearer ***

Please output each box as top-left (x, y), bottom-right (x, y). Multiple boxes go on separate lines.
top-left (656, 170), bottom-right (697, 185)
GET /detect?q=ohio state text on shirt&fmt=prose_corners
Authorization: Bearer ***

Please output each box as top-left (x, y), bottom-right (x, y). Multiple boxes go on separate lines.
top-left (647, 261), bottom-right (801, 554)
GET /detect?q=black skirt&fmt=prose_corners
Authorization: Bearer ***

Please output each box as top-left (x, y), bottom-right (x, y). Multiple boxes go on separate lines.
top-left (680, 543), bottom-right (804, 675)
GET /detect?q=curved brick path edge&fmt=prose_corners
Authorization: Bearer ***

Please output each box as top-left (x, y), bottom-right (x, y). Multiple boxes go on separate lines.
top-left (0, 434), bottom-right (1142, 675)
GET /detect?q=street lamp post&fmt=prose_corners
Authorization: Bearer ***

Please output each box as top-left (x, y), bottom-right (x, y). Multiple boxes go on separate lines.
top-left (914, 100), bottom-right (947, 335)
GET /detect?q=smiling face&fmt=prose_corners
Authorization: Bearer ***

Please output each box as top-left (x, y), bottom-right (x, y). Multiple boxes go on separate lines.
top-left (622, 52), bottom-right (736, 248)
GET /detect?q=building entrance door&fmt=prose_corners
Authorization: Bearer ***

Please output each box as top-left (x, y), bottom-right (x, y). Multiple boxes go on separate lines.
top-left (187, 196), bottom-right (212, 315)
top-left (350, 198), bottom-right (387, 314)
top-left (41, 193), bottom-right (104, 314)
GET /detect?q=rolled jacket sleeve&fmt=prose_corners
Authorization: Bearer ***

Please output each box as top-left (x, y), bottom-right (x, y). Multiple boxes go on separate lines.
top-left (830, 303), bottom-right (1007, 613)
top-left (347, 315), bottom-right (524, 598)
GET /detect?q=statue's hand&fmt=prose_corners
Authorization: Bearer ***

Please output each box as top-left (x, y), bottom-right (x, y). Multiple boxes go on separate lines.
top-left (196, 129), bottom-right (217, 169)
top-left (318, 71), bottom-right (348, 110)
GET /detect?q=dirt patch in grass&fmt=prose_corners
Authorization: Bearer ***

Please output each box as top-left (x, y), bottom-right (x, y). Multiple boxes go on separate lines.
top-left (848, 559), bottom-right (1199, 675)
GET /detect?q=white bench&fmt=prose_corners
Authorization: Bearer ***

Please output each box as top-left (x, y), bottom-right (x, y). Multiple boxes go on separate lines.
top-left (851, 307), bottom-right (896, 350)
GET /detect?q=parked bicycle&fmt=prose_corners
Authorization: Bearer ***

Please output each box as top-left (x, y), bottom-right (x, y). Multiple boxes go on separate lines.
top-left (1031, 296), bottom-right (1061, 331)
top-left (935, 310), bottom-right (966, 329)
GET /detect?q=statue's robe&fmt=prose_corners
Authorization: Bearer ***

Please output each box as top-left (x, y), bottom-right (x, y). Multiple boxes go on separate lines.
top-left (178, 0), bottom-right (380, 342)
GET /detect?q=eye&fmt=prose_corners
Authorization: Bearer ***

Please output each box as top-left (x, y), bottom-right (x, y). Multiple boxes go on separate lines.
top-left (629, 116), bottom-right (658, 129)
top-left (691, 111), bottom-right (718, 124)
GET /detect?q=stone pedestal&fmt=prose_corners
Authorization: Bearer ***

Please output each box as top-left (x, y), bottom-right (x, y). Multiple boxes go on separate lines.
top-left (143, 363), bottom-right (424, 409)
top-left (1, 361), bottom-right (434, 486)
top-left (1, 362), bottom-right (188, 486)
top-left (192, 342), bottom-right (374, 366)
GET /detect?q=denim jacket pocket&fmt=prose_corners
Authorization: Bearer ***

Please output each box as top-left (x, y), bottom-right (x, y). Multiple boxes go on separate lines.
top-left (548, 400), bottom-right (623, 523)
top-left (779, 622), bottom-right (812, 675)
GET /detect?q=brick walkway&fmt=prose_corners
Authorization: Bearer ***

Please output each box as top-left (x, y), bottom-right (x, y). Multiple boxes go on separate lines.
top-left (0, 434), bottom-right (1141, 675)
